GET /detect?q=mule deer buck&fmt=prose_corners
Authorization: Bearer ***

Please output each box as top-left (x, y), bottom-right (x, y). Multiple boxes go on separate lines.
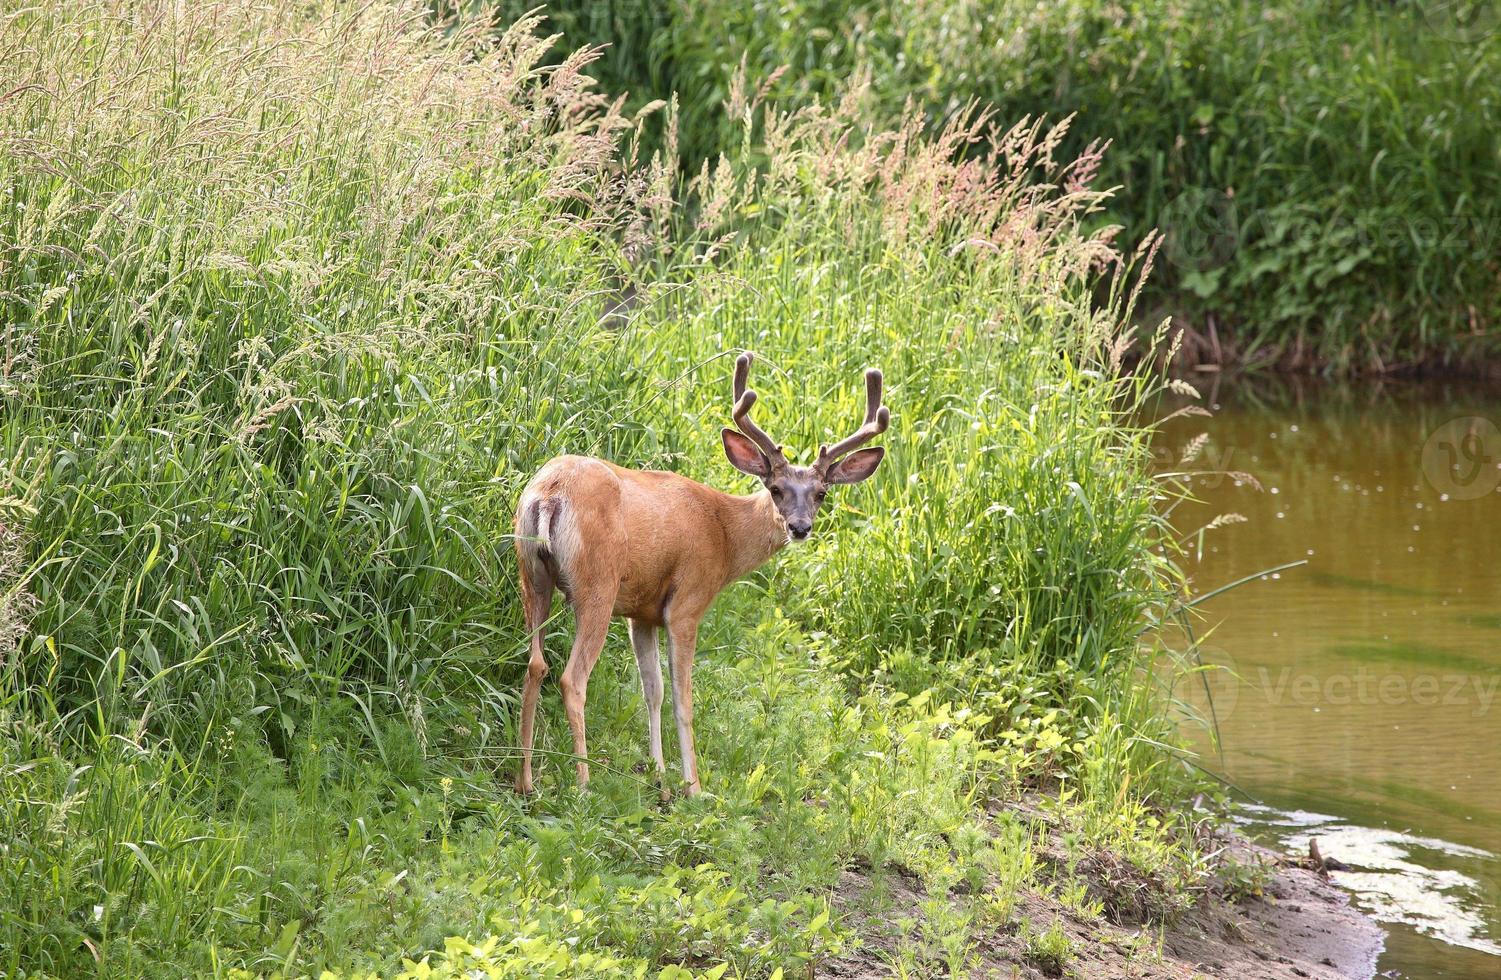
top-left (513, 354), bottom-right (889, 797)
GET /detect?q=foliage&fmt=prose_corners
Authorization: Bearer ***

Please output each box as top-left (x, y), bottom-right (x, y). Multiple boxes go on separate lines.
top-left (1023, 917), bottom-right (1074, 977)
top-left (491, 0), bottom-right (1501, 371)
top-left (0, 0), bottom-right (1200, 975)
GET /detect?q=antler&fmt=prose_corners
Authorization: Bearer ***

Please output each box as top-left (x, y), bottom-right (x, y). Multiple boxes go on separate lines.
top-left (731, 353), bottom-right (788, 469)
top-left (816, 368), bottom-right (889, 472)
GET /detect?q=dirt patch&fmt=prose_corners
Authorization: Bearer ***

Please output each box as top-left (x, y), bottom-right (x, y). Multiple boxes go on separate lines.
top-left (1159, 837), bottom-right (1384, 980)
top-left (821, 815), bottom-right (1383, 979)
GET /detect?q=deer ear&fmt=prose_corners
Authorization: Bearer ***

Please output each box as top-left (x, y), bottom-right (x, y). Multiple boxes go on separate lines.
top-left (722, 428), bottom-right (771, 478)
top-left (825, 446), bottom-right (884, 484)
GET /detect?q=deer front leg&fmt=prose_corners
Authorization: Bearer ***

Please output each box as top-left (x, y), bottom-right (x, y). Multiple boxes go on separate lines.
top-left (666, 615), bottom-right (702, 796)
top-left (558, 598), bottom-right (613, 790)
top-left (629, 618), bottom-right (669, 800)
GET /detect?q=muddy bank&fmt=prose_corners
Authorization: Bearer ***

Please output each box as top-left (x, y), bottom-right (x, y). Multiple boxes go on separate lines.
top-left (1157, 838), bottom-right (1385, 980)
top-left (824, 808), bottom-right (1383, 979)
top-left (1144, 314), bottom-right (1499, 379)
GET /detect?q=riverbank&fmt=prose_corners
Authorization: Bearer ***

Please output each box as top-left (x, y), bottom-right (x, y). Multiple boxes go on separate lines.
top-left (1158, 838), bottom-right (1382, 980)
top-left (1153, 317), bottom-right (1501, 378)
top-left (492, 0), bottom-right (1501, 374)
top-left (824, 798), bottom-right (1383, 980)
top-left (0, 2), bottom-right (1394, 975)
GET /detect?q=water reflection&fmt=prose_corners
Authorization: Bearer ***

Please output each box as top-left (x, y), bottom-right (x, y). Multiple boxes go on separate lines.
top-left (1239, 804), bottom-right (1499, 955)
top-left (1156, 373), bottom-right (1501, 978)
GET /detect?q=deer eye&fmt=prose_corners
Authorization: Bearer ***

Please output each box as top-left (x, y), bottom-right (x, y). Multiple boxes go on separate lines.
top-left (770, 486), bottom-right (782, 498)
top-left (815, 490), bottom-right (827, 503)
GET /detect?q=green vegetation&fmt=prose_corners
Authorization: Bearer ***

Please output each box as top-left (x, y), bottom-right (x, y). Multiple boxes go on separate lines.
top-left (1, 1), bottom-right (1214, 976)
top-left (499, 0), bottom-right (1501, 372)
top-left (1023, 918), bottom-right (1074, 977)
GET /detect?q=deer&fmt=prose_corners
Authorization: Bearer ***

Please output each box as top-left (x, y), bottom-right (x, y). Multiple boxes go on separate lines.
top-left (512, 353), bottom-right (889, 798)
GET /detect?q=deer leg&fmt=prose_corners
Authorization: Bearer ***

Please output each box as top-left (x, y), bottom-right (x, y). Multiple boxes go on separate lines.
top-left (515, 565), bottom-right (554, 795)
top-left (666, 615), bottom-right (702, 796)
top-left (629, 618), bottom-right (669, 800)
top-left (558, 597), bottom-right (613, 790)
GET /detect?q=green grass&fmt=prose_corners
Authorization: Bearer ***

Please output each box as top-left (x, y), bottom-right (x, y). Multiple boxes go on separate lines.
top-left (493, 0), bottom-right (1501, 372)
top-left (1, 1), bottom-right (1203, 976)
top-left (1024, 918), bottom-right (1074, 977)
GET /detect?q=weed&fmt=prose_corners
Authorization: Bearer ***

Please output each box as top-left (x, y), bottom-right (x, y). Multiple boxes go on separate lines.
top-left (1024, 917), bottom-right (1075, 977)
top-left (0, 1), bottom-right (1203, 974)
top-left (501, 0), bottom-right (1501, 370)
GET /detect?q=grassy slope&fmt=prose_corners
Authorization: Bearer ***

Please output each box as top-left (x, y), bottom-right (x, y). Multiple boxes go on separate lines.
top-left (499, 0), bottom-right (1501, 373)
top-left (1, 2), bottom-right (1204, 976)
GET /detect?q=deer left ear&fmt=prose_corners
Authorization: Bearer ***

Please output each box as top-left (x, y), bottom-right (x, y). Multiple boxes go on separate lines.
top-left (722, 427), bottom-right (773, 478)
top-left (825, 446), bottom-right (884, 484)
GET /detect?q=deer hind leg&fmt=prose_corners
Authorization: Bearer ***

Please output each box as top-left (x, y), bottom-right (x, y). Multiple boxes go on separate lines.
top-left (515, 557), bottom-right (554, 795)
top-left (558, 593), bottom-right (614, 789)
top-left (665, 613), bottom-right (702, 796)
top-left (629, 618), bottom-right (669, 800)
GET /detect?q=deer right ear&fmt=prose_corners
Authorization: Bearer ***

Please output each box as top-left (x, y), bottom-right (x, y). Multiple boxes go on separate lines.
top-left (722, 428), bottom-right (771, 478)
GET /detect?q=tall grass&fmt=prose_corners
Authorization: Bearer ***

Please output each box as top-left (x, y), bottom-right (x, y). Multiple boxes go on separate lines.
top-left (498, 0), bottom-right (1501, 372)
top-left (1, 1), bottom-right (1190, 974)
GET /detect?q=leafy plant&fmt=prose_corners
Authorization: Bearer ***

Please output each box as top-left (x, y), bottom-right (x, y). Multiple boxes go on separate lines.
top-left (491, 0), bottom-right (1501, 371)
top-left (1024, 918), bottom-right (1075, 978)
top-left (0, 1), bottom-right (1203, 975)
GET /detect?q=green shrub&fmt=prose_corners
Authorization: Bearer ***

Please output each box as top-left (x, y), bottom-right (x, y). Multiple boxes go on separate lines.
top-left (496, 0), bottom-right (1501, 370)
top-left (0, 0), bottom-right (1188, 974)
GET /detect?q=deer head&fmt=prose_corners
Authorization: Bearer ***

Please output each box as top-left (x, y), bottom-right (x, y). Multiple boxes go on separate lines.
top-left (721, 353), bottom-right (889, 542)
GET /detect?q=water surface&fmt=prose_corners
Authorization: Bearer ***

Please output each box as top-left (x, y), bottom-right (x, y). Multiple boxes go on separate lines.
top-left (1157, 375), bottom-right (1501, 978)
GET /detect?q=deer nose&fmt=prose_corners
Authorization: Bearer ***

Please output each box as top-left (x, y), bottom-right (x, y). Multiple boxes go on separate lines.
top-left (789, 521), bottom-right (811, 539)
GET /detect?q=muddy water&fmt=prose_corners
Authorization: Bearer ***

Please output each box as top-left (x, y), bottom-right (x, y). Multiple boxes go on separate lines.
top-left (1157, 376), bottom-right (1501, 979)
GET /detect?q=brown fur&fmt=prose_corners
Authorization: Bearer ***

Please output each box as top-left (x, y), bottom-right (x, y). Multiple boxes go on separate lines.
top-left (513, 455), bottom-right (788, 797)
top-left (512, 355), bottom-right (888, 798)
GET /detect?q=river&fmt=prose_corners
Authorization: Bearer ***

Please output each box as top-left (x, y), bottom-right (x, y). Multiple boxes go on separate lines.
top-left (1157, 375), bottom-right (1501, 979)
